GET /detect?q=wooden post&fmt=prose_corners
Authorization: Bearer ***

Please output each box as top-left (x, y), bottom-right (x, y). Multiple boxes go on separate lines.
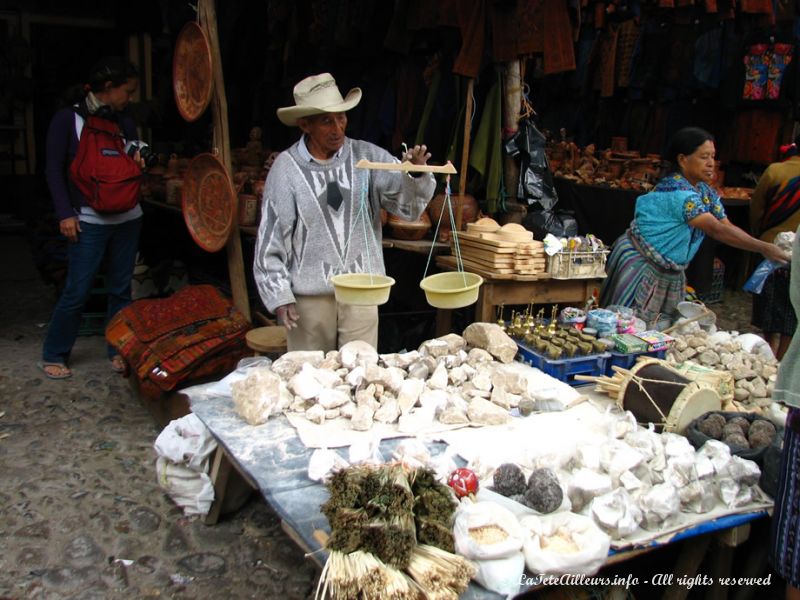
top-left (457, 77), bottom-right (475, 232)
top-left (502, 59), bottom-right (521, 204)
top-left (199, 0), bottom-right (252, 321)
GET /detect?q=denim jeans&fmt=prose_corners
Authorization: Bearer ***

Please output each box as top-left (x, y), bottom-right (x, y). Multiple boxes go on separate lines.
top-left (42, 217), bottom-right (142, 364)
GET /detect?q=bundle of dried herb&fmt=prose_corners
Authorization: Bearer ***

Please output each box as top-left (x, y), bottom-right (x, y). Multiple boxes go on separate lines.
top-left (410, 468), bottom-right (457, 552)
top-left (322, 464), bottom-right (417, 569)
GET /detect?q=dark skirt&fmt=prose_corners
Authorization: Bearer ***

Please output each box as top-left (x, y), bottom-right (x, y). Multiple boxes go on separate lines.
top-left (752, 267), bottom-right (797, 336)
top-left (771, 408), bottom-right (800, 587)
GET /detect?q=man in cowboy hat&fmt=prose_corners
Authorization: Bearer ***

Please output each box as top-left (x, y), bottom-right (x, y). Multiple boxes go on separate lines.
top-left (254, 73), bottom-right (436, 352)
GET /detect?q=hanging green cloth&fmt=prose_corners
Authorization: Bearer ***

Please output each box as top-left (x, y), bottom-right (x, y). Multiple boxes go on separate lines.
top-left (469, 72), bottom-right (503, 213)
top-left (414, 68), bottom-right (441, 146)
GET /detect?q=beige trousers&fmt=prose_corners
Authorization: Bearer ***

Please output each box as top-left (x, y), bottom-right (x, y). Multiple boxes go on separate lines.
top-left (286, 295), bottom-right (378, 352)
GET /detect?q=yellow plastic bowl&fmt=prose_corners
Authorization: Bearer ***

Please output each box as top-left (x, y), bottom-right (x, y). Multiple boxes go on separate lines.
top-left (331, 273), bottom-right (395, 306)
top-left (420, 272), bottom-right (483, 309)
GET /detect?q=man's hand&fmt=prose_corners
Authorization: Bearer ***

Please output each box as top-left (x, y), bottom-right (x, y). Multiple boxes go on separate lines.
top-left (60, 216), bottom-right (81, 242)
top-left (404, 144), bottom-right (432, 166)
top-left (275, 303), bottom-right (300, 329)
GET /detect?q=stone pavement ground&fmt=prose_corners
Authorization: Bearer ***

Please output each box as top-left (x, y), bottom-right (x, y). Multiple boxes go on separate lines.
top-left (0, 229), bottom-right (768, 599)
top-left (0, 232), bottom-right (316, 599)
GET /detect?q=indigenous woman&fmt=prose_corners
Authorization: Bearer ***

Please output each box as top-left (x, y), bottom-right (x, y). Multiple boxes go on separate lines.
top-left (749, 137), bottom-right (800, 359)
top-left (770, 226), bottom-right (800, 600)
top-left (600, 127), bottom-right (789, 329)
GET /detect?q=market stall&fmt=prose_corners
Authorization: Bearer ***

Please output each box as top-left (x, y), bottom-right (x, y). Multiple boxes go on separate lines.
top-left (146, 316), bottom-right (784, 599)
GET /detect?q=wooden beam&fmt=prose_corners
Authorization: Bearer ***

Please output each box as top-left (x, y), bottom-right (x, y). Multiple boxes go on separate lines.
top-left (199, 0), bottom-right (251, 321)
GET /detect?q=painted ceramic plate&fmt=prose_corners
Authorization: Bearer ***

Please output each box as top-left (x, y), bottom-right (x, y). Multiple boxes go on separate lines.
top-left (173, 21), bottom-right (213, 122)
top-left (182, 153), bottom-right (236, 252)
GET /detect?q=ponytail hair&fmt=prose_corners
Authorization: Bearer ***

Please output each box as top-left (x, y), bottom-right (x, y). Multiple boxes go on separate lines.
top-left (86, 56), bottom-right (139, 93)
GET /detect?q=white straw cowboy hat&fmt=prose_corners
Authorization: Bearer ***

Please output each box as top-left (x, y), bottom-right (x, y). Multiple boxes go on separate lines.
top-left (277, 73), bottom-right (362, 126)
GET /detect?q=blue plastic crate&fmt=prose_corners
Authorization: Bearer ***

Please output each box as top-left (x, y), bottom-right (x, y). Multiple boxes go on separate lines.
top-left (605, 348), bottom-right (667, 377)
top-left (516, 342), bottom-right (610, 386)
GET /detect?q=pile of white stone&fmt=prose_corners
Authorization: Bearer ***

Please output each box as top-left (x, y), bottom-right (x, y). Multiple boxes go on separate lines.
top-left (665, 330), bottom-right (778, 410)
top-left (231, 323), bottom-right (582, 429)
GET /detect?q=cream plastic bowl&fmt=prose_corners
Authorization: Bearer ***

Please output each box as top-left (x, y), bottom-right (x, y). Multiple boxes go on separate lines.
top-left (419, 272), bottom-right (483, 309)
top-left (331, 273), bottom-right (395, 306)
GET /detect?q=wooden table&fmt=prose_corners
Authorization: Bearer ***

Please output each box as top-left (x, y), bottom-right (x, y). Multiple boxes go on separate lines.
top-left (184, 384), bottom-right (770, 600)
top-left (434, 255), bottom-right (603, 334)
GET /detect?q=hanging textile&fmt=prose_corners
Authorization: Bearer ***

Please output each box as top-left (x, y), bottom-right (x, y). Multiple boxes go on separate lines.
top-left (469, 74), bottom-right (503, 212)
top-left (615, 19), bottom-right (641, 88)
top-left (729, 110), bottom-right (784, 164)
top-left (490, 0), bottom-right (545, 62)
top-left (543, 0), bottom-right (577, 75)
top-left (453, 0), bottom-right (486, 78)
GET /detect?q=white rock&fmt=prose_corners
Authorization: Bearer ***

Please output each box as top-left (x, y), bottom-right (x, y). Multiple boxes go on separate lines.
top-left (444, 350), bottom-right (468, 369)
top-left (350, 405), bottom-right (375, 431)
top-left (385, 367), bottom-right (407, 393)
top-left (463, 322), bottom-right (518, 363)
top-left (374, 398), bottom-right (400, 424)
top-left (490, 385), bottom-right (511, 410)
top-left (380, 350), bottom-right (420, 369)
top-left (271, 351), bottom-right (325, 379)
top-left (340, 340), bottom-right (379, 370)
top-left (473, 365), bottom-right (494, 392)
top-left (448, 365), bottom-right (470, 386)
top-left (288, 367), bottom-right (323, 400)
top-left (418, 338), bottom-right (450, 358)
top-left (428, 362), bottom-right (448, 390)
top-left (397, 378), bottom-right (425, 415)
top-left (466, 347), bottom-right (494, 367)
top-left (231, 368), bottom-right (285, 425)
top-left (346, 366), bottom-right (366, 388)
top-left (467, 397), bottom-right (511, 425)
top-left (325, 408), bottom-right (340, 419)
top-left (439, 405), bottom-right (469, 424)
top-left (318, 388), bottom-right (351, 409)
top-left (305, 404), bottom-right (326, 425)
top-left (407, 361), bottom-right (430, 380)
top-left (339, 401), bottom-right (357, 419)
top-left (419, 389), bottom-right (449, 413)
top-left (319, 350), bottom-right (342, 370)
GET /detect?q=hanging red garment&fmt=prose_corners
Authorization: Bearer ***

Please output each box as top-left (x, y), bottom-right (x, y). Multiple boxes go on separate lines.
top-left (453, 0), bottom-right (486, 78)
top-left (543, 0), bottom-right (576, 74)
top-left (703, 0), bottom-right (718, 12)
top-left (729, 110), bottom-right (784, 164)
top-left (490, 0), bottom-right (545, 61)
top-left (740, 0), bottom-right (773, 13)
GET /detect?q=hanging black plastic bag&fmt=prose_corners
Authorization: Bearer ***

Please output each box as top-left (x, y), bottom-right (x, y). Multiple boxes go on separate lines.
top-left (523, 209), bottom-right (578, 239)
top-left (505, 118), bottom-right (559, 209)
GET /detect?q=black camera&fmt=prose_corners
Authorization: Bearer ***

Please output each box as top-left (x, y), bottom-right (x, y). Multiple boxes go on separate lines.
top-left (124, 140), bottom-right (158, 169)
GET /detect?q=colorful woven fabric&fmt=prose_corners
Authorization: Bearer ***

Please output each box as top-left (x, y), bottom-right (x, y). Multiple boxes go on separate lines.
top-left (600, 232), bottom-right (686, 327)
top-left (106, 285), bottom-right (249, 396)
top-left (768, 43), bottom-right (794, 100)
top-left (771, 409), bottom-right (800, 585)
top-left (743, 44), bottom-right (770, 100)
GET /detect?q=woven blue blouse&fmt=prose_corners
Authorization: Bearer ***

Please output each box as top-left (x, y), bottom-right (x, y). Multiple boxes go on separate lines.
top-left (634, 174), bottom-right (726, 267)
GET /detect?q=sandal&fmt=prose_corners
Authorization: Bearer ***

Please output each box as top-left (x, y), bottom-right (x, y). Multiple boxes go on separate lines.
top-left (110, 355), bottom-right (126, 374)
top-left (38, 361), bottom-right (73, 380)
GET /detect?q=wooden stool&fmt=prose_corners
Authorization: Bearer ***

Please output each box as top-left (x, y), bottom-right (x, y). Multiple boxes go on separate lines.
top-left (245, 325), bottom-right (287, 356)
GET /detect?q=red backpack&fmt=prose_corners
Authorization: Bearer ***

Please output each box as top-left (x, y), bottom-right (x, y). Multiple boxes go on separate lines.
top-left (69, 114), bottom-right (142, 213)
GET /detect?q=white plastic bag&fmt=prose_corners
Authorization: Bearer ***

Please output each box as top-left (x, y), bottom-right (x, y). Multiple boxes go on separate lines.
top-left (154, 413), bottom-right (217, 473)
top-left (155, 457), bottom-right (215, 516)
top-left (454, 501), bottom-right (525, 560)
top-left (308, 448), bottom-right (349, 482)
top-left (519, 512), bottom-right (611, 576)
top-left (473, 553), bottom-right (525, 596)
top-left (153, 414), bottom-right (218, 515)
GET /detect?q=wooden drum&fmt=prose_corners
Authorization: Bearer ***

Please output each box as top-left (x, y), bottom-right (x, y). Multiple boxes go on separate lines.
top-left (618, 359), bottom-right (721, 433)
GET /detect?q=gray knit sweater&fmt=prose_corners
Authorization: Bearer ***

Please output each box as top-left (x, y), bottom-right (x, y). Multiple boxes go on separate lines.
top-left (253, 138), bottom-right (436, 313)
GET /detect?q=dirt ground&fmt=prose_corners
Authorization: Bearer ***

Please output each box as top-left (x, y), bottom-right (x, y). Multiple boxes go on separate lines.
top-left (0, 228), bottom-right (777, 599)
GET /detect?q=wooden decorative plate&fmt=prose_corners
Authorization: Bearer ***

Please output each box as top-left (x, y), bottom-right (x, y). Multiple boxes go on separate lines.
top-left (173, 21), bottom-right (213, 122)
top-left (182, 153), bottom-right (236, 252)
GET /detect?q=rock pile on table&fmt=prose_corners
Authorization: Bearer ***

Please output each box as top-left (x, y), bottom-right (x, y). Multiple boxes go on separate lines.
top-left (665, 329), bottom-right (779, 411)
top-left (230, 324), bottom-right (581, 429)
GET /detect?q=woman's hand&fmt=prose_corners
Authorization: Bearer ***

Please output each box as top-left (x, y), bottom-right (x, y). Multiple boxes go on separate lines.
top-left (59, 216), bottom-right (81, 242)
top-left (403, 144), bottom-right (431, 165)
top-left (762, 243), bottom-right (792, 265)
